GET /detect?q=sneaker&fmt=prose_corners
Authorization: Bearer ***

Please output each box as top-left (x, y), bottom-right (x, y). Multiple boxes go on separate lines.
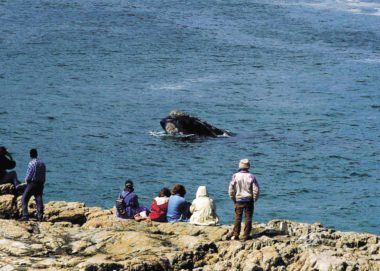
top-left (231, 236), bottom-right (240, 241)
top-left (18, 217), bottom-right (29, 222)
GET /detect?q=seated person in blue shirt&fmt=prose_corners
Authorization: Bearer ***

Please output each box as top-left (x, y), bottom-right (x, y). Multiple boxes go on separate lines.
top-left (116, 180), bottom-right (147, 219)
top-left (167, 183), bottom-right (191, 222)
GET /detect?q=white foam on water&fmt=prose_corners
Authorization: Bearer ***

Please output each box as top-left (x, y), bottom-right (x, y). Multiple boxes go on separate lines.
top-left (355, 57), bottom-right (380, 63)
top-left (302, 0), bottom-right (380, 16)
top-left (149, 131), bottom-right (195, 138)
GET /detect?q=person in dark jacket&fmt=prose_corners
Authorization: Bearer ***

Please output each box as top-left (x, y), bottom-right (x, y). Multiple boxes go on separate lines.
top-left (116, 180), bottom-right (147, 219)
top-left (19, 148), bottom-right (46, 222)
top-left (0, 146), bottom-right (20, 187)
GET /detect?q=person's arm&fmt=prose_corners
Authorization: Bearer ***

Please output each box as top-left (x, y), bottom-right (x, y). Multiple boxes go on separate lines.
top-left (228, 175), bottom-right (236, 202)
top-left (132, 194), bottom-right (139, 208)
top-left (24, 161), bottom-right (35, 183)
top-left (251, 175), bottom-right (260, 202)
top-left (189, 200), bottom-right (196, 214)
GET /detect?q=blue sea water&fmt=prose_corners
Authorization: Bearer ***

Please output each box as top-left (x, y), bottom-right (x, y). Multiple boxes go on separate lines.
top-left (1, 0), bottom-right (379, 234)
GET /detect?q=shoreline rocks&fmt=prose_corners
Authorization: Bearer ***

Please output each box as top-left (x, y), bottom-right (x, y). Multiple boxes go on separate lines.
top-left (0, 194), bottom-right (378, 270)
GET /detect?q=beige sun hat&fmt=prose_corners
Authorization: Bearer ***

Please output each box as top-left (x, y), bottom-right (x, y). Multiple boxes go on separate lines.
top-left (239, 159), bottom-right (250, 169)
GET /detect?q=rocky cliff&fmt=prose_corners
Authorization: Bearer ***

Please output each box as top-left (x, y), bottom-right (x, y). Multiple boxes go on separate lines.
top-left (0, 185), bottom-right (378, 271)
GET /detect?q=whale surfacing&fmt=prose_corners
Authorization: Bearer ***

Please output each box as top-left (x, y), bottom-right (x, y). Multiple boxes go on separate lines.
top-left (160, 111), bottom-right (230, 137)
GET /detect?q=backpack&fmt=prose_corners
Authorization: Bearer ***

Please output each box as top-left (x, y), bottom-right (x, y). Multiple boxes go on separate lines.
top-left (116, 194), bottom-right (127, 215)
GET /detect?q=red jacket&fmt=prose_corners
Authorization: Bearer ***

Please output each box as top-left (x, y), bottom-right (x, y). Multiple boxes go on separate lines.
top-left (148, 196), bottom-right (169, 222)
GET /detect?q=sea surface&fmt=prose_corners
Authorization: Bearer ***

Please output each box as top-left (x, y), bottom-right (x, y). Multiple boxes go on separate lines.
top-left (1, 0), bottom-right (379, 234)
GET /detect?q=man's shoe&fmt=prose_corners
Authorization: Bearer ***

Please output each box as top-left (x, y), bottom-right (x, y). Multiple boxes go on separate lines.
top-left (243, 236), bottom-right (252, 241)
top-left (231, 236), bottom-right (240, 241)
top-left (18, 217), bottom-right (29, 222)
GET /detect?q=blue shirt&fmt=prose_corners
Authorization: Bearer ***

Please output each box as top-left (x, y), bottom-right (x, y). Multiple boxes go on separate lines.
top-left (25, 158), bottom-right (46, 184)
top-left (166, 194), bottom-right (190, 222)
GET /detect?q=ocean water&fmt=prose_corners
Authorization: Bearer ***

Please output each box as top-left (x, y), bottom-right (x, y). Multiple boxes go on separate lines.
top-left (1, 0), bottom-right (379, 234)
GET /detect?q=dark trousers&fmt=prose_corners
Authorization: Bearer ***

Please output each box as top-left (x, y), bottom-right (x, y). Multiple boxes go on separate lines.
top-left (0, 171), bottom-right (20, 187)
top-left (22, 182), bottom-right (44, 219)
top-left (233, 201), bottom-right (254, 238)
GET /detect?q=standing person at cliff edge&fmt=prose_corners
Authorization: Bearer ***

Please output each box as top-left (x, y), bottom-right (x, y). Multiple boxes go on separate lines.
top-left (20, 149), bottom-right (46, 222)
top-left (227, 158), bottom-right (260, 241)
top-left (0, 146), bottom-right (20, 187)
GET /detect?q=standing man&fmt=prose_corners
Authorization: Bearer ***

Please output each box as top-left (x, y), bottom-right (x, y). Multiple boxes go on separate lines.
top-left (0, 146), bottom-right (20, 187)
top-left (20, 149), bottom-right (46, 222)
top-left (228, 159), bottom-right (260, 241)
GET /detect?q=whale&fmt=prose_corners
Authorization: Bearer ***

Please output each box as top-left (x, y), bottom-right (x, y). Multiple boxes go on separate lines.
top-left (160, 111), bottom-right (230, 137)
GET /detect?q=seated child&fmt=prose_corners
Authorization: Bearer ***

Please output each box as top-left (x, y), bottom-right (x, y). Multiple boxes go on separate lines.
top-left (167, 184), bottom-right (191, 222)
top-left (135, 187), bottom-right (171, 222)
top-left (189, 185), bottom-right (219, 226)
top-left (116, 180), bottom-right (147, 219)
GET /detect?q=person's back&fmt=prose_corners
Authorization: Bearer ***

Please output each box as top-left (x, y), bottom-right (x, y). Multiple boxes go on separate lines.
top-left (117, 180), bottom-right (140, 219)
top-left (167, 184), bottom-right (190, 222)
top-left (26, 158), bottom-right (46, 184)
top-left (190, 186), bottom-right (219, 226)
top-left (148, 187), bottom-right (170, 222)
top-left (229, 171), bottom-right (259, 202)
top-left (20, 149), bottom-right (45, 222)
top-left (227, 159), bottom-right (260, 241)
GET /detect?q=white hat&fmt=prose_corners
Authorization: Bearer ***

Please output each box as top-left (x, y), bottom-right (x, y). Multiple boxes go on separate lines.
top-left (239, 159), bottom-right (250, 169)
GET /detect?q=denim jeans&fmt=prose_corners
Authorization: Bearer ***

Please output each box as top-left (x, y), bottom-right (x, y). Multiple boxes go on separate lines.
top-left (232, 201), bottom-right (254, 239)
top-left (21, 182), bottom-right (44, 219)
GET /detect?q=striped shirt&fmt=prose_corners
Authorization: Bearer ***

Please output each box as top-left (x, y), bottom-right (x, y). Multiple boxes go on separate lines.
top-left (25, 158), bottom-right (46, 184)
top-left (229, 170), bottom-right (260, 202)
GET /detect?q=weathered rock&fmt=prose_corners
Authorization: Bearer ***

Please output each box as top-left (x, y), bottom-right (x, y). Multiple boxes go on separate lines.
top-left (0, 199), bottom-right (378, 271)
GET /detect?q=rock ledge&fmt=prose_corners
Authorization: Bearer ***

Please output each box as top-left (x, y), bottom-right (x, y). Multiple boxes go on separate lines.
top-left (0, 195), bottom-right (378, 271)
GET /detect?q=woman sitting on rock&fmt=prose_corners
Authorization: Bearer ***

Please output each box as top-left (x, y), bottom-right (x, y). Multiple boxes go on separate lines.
top-left (189, 185), bottom-right (219, 226)
top-left (116, 180), bottom-right (147, 219)
top-left (166, 184), bottom-right (191, 222)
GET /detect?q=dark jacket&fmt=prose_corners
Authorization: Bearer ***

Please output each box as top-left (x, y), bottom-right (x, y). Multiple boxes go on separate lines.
top-left (0, 155), bottom-right (16, 179)
top-left (117, 190), bottom-right (140, 219)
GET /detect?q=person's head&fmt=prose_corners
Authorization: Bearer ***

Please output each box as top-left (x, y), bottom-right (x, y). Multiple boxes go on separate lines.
top-left (239, 158), bottom-right (250, 170)
top-left (30, 148), bottom-right (38, 159)
top-left (196, 186), bottom-right (208, 198)
top-left (159, 187), bottom-right (171, 197)
top-left (171, 183), bottom-right (186, 197)
top-left (124, 179), bottom-right (134, 192)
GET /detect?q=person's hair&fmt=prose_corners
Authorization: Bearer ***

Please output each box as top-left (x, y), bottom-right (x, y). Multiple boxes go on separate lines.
top-left (30, 148), bottom-right (38, 158)
top-left (124, 179), bottom-right (134, 192)
top-left (171, 184), bottom-right (186, 197)
top-left (159, 187), bottom-right (171, 197)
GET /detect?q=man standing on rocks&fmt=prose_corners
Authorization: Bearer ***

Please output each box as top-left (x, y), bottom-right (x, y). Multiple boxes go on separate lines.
top-left (228, 159), bottom-right (260, 241)
top-left (19, 149), bottom-right (46, 222)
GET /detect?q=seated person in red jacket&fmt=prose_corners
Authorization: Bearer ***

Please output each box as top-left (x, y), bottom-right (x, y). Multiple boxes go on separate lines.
top-left (148, 187), bottom-right (171, 222)
top-left (135, 187), bottom-right (171, 222)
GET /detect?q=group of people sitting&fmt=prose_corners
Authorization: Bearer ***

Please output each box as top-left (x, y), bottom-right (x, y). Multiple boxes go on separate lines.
top-left (115, 158), bottom-right (260, 241)
top-left (116, 181), bottom-right (219, 226)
